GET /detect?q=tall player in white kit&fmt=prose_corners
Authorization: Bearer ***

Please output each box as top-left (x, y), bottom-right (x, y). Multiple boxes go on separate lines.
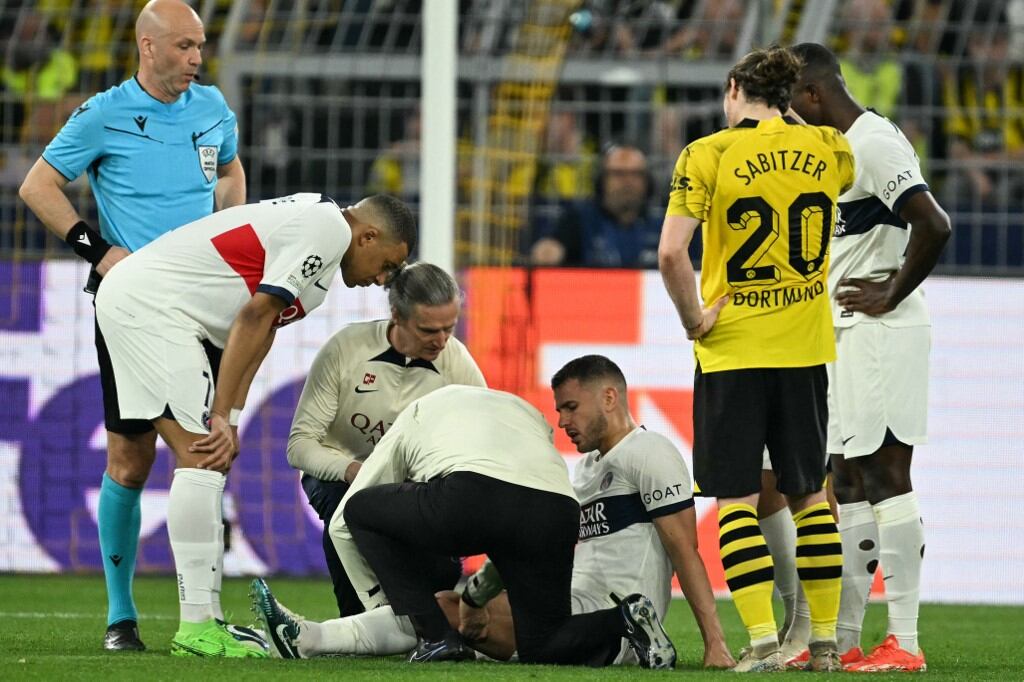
top-left (790, 44), bottom-right (950, 672)
top-left (94, 192), bottom-right (415, 657)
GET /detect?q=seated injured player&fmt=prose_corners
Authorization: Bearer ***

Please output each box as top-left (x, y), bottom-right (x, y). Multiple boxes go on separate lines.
top-left (437, 355), bottom-right (734, 668)
top-left (251, 356), bottom-right (732, 668)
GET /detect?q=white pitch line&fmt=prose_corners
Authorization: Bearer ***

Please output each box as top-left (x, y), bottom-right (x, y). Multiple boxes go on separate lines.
top-left (0, 612), bottom-right (176, 620)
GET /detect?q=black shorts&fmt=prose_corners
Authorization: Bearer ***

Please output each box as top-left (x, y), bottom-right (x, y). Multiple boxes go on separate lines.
top-left (692, 363), bottom-right (828, 498)
top-left (95, 315), bottom-right (222, 435)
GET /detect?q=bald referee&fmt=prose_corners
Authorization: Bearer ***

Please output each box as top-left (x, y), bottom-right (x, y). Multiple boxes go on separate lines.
top-left (18, 0), bottom-right (245, 651)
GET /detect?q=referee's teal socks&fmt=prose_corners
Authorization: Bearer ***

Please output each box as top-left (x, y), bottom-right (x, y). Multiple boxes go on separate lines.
top-left (98, 473), bottom-right (142, 626)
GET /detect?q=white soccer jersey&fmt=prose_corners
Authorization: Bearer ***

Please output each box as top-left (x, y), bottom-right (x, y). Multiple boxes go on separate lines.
top-left (287, 319), bottom-right (487, 481)
top-left (341, 385), bottom-right (575, 499)
top-left (831, 111), bottom-right (931, 328)
top-left (96, 193), bottom-right (349, 347)
top-left (571, 427), bottom-right (694, 620)
top-left (333, 385), bottom-right (577, 609)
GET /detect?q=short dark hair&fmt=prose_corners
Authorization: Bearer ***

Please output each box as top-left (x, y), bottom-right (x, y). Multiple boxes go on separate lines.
top-left (727, 45), bottom-right (802, 111)
top-left (363, 194), bottom-right (418, 256)
top-left (386, 261), bottom-right (462, 319)
top-left (790, 42), bottom-right (843, 82)
top-left (551, 354), bottom-right (627, 392)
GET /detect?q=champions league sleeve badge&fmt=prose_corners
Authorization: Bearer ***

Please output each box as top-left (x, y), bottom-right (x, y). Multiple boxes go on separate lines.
top-left (198, 145), bottom-right (218, 182)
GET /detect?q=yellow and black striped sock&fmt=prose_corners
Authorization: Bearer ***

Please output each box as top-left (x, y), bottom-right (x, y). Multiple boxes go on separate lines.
top-left (719, 503), bottom-right (777, 646)
top-left (794, 502), bottom-right (843, 642)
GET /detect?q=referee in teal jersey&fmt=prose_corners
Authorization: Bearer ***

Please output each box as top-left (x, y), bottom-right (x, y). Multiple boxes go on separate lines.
top-left (19, 0), bottom-right (246, 652)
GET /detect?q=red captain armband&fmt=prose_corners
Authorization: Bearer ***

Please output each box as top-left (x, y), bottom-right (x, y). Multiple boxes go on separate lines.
top-left (65, 221), bottom-right (112, 265)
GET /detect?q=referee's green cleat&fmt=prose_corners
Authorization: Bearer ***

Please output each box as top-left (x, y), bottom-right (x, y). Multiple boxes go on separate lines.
top-left (170, 620), bottom-right (270, 658)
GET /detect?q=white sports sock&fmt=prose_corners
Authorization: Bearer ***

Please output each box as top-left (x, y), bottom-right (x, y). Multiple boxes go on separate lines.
top-left (759, 508), bottom-right (798, 637)
top-left (167, 468), bottom-right (226, 625)
top-left (788, 588), bottom-right (810, 647)
top-left (211, 516), bottom-right (224, 621)
top-left (874, 492), bottom-right (923, 655)
top-left (836, 501), bottom-right (879, 652)
top-left (300, 606), bottom-right (417, 657)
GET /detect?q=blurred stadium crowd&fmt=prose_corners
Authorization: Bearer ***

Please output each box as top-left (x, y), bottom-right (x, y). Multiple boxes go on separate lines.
top-left (1, 0), bottom-right (1022, 271)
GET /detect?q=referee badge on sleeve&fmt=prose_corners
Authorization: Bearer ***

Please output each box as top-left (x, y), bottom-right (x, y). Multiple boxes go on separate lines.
top-left (198, 145), bottom-right (218, 182)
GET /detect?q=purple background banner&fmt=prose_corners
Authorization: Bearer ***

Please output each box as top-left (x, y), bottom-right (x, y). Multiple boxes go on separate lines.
top-left (0, 259), bottom-right (392, 578)
top-left (2, 261), bottom-right (1023, 605)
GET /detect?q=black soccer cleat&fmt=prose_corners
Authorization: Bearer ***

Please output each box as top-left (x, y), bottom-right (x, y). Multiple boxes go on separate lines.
top-left (407, 632), bottom-right (476, 663)
top-left (104, 619), bottom-right (146, 651)
top-left (618, 593), bottom-right (676, 669)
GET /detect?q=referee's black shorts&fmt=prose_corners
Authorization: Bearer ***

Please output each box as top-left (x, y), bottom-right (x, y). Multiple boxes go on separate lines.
top-left (692, 363), bottom-right (828, 498)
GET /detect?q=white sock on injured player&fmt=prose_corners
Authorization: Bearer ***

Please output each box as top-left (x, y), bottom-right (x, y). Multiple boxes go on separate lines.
top-left (168, 468), bottom-right (226, 624)
top-left (299, 605), bottom-right (417, 657)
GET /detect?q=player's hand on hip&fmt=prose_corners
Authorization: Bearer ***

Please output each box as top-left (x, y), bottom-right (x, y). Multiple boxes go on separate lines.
top-left (836, 272), bottom-right (896, 316)
top-left (458, 598), bottom-right (490, 642)
top-left (703, 641), bottom-right (736, 669)
top-left (192, 412), bottom-right (239, 473)
top-left (686, 294), bottom-right (729, 340)
top-left (95, 246), bottom-right (130, 277)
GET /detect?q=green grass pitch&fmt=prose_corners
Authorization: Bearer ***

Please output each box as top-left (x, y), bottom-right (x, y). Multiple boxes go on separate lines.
top-left (1, 574), bottom-right (1021, 680)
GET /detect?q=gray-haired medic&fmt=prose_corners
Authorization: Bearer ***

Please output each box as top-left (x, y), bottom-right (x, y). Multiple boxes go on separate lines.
top-left (287, 261), bottom-right (485, 619)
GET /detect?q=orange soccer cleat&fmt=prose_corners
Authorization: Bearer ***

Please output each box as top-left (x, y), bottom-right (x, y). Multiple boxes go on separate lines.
top-left (846, 635), bottom-right (927, 672)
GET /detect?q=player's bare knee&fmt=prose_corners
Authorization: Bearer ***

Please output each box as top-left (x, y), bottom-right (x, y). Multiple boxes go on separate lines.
top-left (829, 453), bottom-right (866, 504)
top-left (105, 463), bottom-right (148, 489)
top-left (786, 488), bottom-right (828, 514)
top-left (858, 446), bottom-right (913, 502)
top-left (830, 471), bottom-right (865, 505)
top-left (757, 474), bottom-right (787, 517)
top-left (105, 431), bottom-right (157, 487)
top-left (861, 469), bottom-right (913, 504)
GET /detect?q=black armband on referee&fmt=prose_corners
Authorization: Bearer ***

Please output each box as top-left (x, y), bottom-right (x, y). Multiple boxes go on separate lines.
top-left (65, 221), bottom-right (112, 265)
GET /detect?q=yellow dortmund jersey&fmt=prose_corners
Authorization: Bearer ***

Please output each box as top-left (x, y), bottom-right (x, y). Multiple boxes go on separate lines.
top-left (667, 116), bottom-right (855, 372)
